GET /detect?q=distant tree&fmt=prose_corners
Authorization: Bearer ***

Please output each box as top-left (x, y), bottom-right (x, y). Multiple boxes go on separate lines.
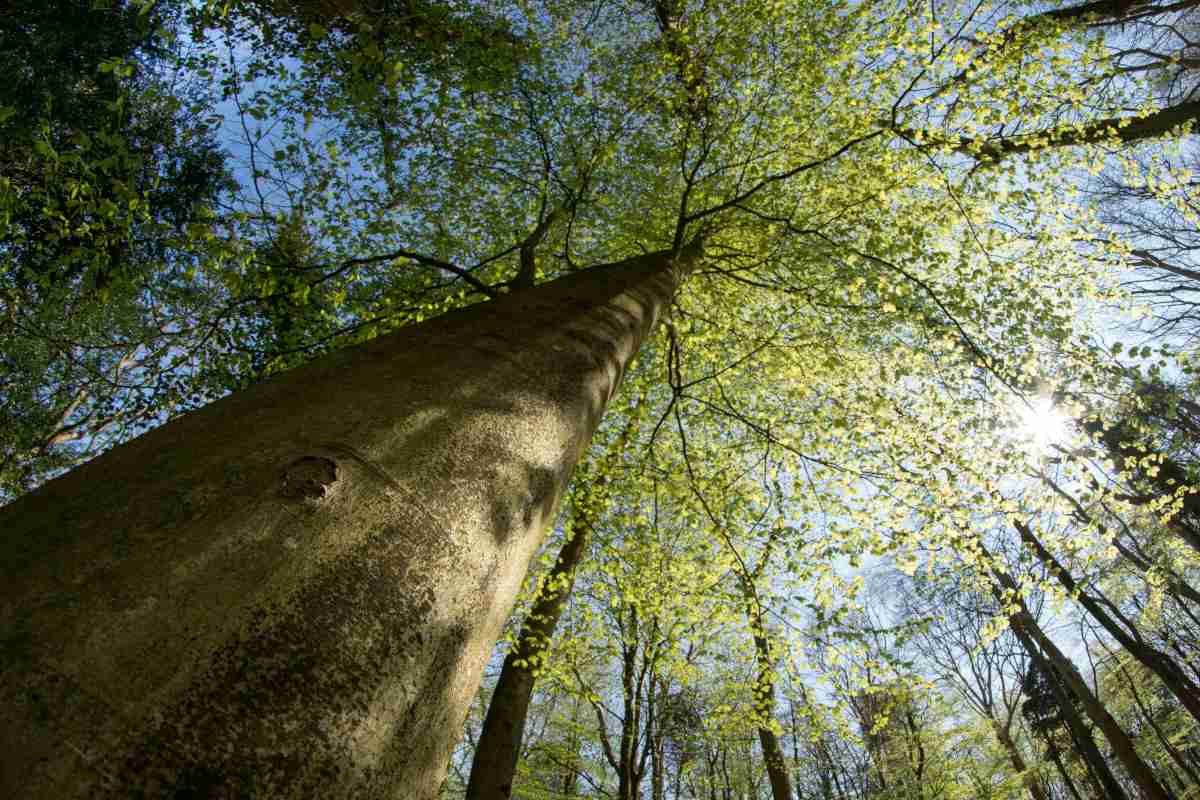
top-left (901, 573), bottom-right (1051, 800)
top-left (0, 0), bottom-right (231, 496)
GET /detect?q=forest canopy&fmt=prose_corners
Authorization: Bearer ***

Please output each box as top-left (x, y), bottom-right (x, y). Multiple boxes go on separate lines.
top-left (1, 0), bottom-right (1199, 798)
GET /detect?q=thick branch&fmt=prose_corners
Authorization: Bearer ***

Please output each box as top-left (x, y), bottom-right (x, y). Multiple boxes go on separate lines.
top-left (896, 99), bottom-right (1200, 162)
top-left (513, 208), bottom-right (562, 289)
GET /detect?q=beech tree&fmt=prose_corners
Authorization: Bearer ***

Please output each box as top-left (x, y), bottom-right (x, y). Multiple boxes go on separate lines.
top-left (4, 0), bottom-right (1200, 797)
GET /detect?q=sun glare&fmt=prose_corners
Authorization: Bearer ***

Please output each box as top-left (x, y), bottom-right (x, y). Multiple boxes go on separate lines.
top-left (1017, 395), bottom-right (1070, 454)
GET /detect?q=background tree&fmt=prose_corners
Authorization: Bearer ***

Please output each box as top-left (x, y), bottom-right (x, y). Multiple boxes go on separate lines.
top-left (0, 0), bottom-right (232, 497)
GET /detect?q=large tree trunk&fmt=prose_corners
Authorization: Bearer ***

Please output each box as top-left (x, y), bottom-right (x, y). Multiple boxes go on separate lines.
top-left (0, 241), bottom-right (702, 799)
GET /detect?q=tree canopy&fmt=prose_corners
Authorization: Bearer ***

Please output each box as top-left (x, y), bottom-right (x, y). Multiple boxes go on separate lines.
top-left (3, 0), bottom-right (1200, 797)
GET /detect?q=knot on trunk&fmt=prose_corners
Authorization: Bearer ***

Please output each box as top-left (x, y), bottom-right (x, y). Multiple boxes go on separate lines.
top-left (280, 456), bottom-right (340, 502)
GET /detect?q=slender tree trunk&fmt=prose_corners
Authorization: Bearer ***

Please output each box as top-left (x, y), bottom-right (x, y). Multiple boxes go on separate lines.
top-left (618, 615), bottom-right (643, 800)
top-left (993, 720), bottom-right (1050, 800)
top-left (991, 569), bottom-right (1175, 800)
top-left (1053, 679), bottom-right (1129, 800)
top-left (1084, 419), bottom-right (1200, 555)
top-left (757, 693), bottom-right (795, 800)
top-left (466, 388), bottom-right (647, 800)
top-left (560, 697), bottom-right (583, 799)
top-left (0, 241), bottom-right (702, 799)
top-left (900, 99), bottom-right (1200, 163)
top-left (1113, 654), bottom-right (1200, 785)
top-left (1014, 520), bottom-right (1200, 724)
top-left (464, 524), bottom-right (588, 800)
top-left (734, 524), bottom-right (794, 800)
top-left (1037, 469), bottom-right (1200, 610)
top-left (651, 708), bottom-right (666, 800)
top-left (748, 622), bottom-right (796, 800)
top-left (1012, 622), bottom-right (1145, 800)
top-left (720, 747), bottom-right (734, 800)
top-left (1045, 737), bottom-right (1087, 800)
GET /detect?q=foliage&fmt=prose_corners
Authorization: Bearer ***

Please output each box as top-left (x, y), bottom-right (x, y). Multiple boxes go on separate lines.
top-left (8, 0), bottom-right (1200, 796)
top-left (0, 0), bottom-right (234, 497)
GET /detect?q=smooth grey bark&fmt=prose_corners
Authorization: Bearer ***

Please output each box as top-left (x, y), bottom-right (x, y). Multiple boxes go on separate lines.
top-left (0, 240), bottom-right (702, 799)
